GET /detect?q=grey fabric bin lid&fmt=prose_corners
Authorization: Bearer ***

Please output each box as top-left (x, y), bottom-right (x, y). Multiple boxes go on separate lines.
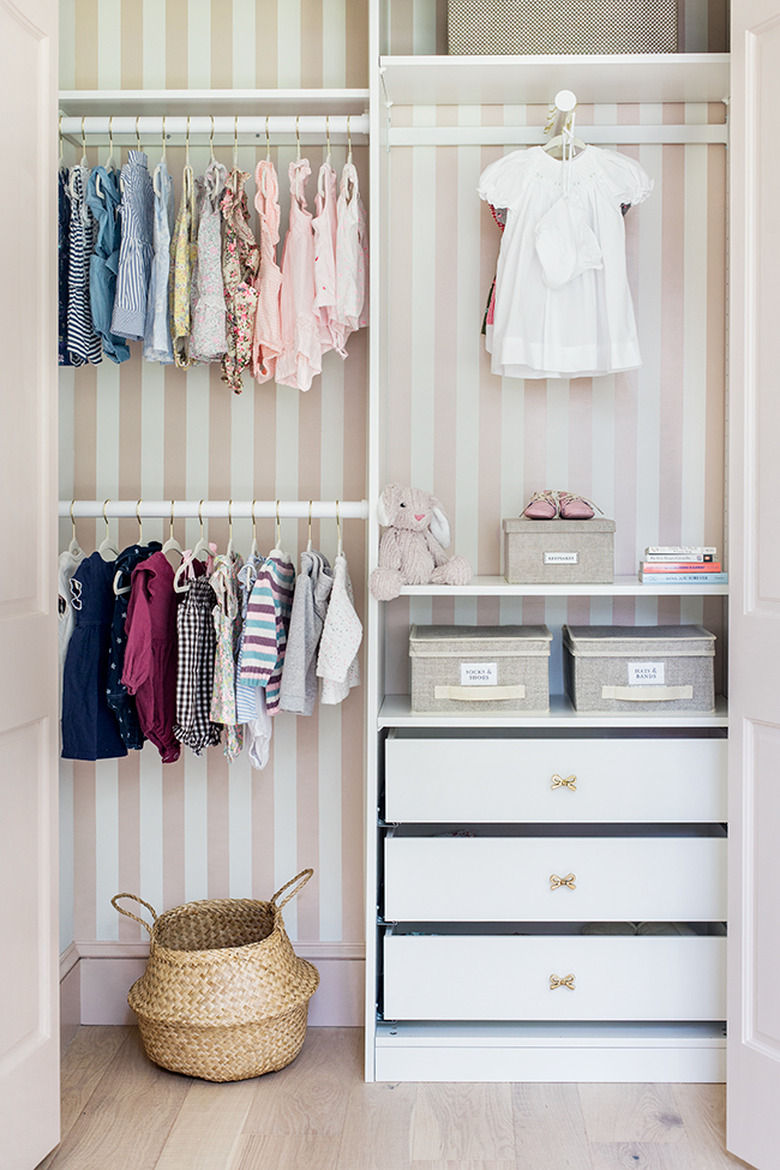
top-left (503, 517), bottom-right (616, 534)
top-left (409, 624), bottom-right (553, 657)
top-left (562, 624), bottom-right (716, 658)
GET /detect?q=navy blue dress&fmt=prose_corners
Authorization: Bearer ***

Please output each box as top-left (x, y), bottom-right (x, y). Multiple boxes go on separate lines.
top-left (106, 542), bottom-right (161, 749)
top-left (61, 552), bottom-right (128, 760)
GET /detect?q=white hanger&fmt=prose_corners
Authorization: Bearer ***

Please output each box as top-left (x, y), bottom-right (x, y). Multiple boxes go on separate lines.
top-left (173, 500), bottom-right (214, 592)
top-left (161, 499), bottom-right (183, 566)
top-left (113, 500), bottom-right (144, 594)
top-left (250, 500), bottom-right (260, 559)
top-left (543, 89), bottom-right (586, 159)
top-left (97, 499), bottom-right (119, 562)
top-left (67, 500), bottom-right (83, 559)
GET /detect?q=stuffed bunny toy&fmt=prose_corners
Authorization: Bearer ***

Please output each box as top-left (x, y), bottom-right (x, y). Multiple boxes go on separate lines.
top-left (369, 484), bottom-right (472, 600)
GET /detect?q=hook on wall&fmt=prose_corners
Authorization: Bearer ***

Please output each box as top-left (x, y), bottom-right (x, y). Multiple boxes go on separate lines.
top-left (80, 115), bottom-right (87, 164)
top-left (265, 114), bottom-right (271, 159)
top-left (135, 114), bottom-right (141, 151)
top-left (136, 499), bottom-right (143, 541)
top-left (295, 114), bottom-right (301, 160)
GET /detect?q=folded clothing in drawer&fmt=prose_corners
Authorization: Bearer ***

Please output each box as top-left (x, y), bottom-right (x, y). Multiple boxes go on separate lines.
top-left (563, 624), bottom-right (716, 713)
top-left (409, 624), bottom-right (552, 714)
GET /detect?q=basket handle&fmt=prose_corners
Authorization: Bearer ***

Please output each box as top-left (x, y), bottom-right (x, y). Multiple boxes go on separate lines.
top-left (271, 868), bottom-right (314, 911)
top-left (111, 892), bottom-right (158, 936)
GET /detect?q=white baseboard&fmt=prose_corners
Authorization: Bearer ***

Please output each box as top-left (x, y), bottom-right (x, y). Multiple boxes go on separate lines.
top-left (60, 941), bottom-right (365, 1028)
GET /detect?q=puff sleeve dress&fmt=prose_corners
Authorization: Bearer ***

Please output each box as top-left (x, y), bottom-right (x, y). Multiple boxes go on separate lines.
top-left (477, 145), bottom-right (652, 379)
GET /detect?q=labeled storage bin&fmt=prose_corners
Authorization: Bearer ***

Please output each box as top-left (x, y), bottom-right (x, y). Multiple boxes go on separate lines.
top-left (447, 0), bottom-right (679, 55)
top-left (112, 870), bottom-right (319, 1082)
top-left (503, 518), bottom-right (615, 584)
top-left (409, 624), bottom-right (552, 713)
top-left (563, 624), bottom-right (716, 713)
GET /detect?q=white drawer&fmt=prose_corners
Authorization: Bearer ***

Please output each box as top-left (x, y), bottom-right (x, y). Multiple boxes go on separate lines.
top-left (383, 832), bottom-right (727, 922)
top-left (383, 931), bottom-right (726, 1021)
top-left (384, 734), bottom-right (727, 823)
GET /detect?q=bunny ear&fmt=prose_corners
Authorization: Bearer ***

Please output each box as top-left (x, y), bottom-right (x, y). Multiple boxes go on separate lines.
top-left (376, 484), bottom-right (398, 528)
top-left (429, 505), bottom-right (451, 548)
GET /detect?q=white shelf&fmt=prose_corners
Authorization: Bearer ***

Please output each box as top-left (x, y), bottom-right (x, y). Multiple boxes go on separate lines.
top-left (379, 53), bottom-right (730, 108)
top-left (397, 574), bottom-right (728, 597)
top-left (378, 693), bottom-right (729, 729)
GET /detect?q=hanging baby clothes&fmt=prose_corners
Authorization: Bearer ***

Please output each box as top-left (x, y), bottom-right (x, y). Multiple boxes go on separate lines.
top-left (209, 552), bottom-right (244, 761)
top-left (111, 149), bottom-right (155, 341)
top-left (58, 546), bottom-right (85, 703)
top-left (316, 552), bottom-right (362, 705)
top-left (86, 167), bottom-right (131, 364)
top-left (477, 145), bottom-right (652, 378)
top-left (252, 158), bottom-right (284, 383)
top-left (170, 164), bottom-right (197, 369)
top-left (123, 550), bottom-right (198, 764)
top-left (234, 552), bottom-right (273, 769)
top-left (279, 550), bottom-right (333, 716)
top-left (190, 160), bottom-right (228, 363)
top-left (238, 550), bottom-right (295, 714)
top-left (312, 161), bottom-right (345, 357)
top-left (58, 169), bottom-right (74, 367)
top-left (66, 163), bottom-right (102, 366)
top-left (62, 552), bottom-right (128, 761)
top-left (143, 159), bottom-right (175, 364)
top-left (107, 541), bottom-right (162, 750)
top-left (174, 576), bottom-right (222, 755)
top-left (335, 159), bottom-right (368, 345)
top-left (276, 159), bottom-right (322, 392)
top-left (221, 168), bottom-right (260, 392)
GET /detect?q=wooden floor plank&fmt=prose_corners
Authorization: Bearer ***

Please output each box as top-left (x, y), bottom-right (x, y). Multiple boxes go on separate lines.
top-left (588, 1141), bottom-right (703, 1169)
top-left (411, 1163), bottom-right (516, 1169)
top-left (579, 1084), bottom-right (686, 1144)
top-left (335, 1082), bottom-right (416, 1170)
top-left (230, 1134), bottom-right (341, 1170)
top-left (40, 1029), bottom-right (192, 1169)
top-left (36, 1027), bottom-right (132, 1170)
top-left (411, 1083), bottom-right (515, 1163)
top-left (243, 1027), bottom-right (361, 1137)
top-left (155, 1079), bottom-right (256, 1169)
top-left (511, 1082), bottom-right (594, 1169)
top-left (671, 1085), bottom-right (753, 1168)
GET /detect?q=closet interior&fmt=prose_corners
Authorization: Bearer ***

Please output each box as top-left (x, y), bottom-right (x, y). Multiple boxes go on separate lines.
top-left (365, 0), bottom-right (730, 1082)
top-left (55, 0), bottom-right (732, 1087)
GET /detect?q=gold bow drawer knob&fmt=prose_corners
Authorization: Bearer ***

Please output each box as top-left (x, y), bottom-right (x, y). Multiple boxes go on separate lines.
top-left (550, 872), bottom-right (576, 890)
top-left (550, 973), bottom-right (576, 991)
top-left (551, 773), bottom-right (577, 791)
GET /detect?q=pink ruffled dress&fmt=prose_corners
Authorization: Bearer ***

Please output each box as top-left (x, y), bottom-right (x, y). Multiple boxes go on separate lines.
top-left (275, 159), bottom-right (322, 392)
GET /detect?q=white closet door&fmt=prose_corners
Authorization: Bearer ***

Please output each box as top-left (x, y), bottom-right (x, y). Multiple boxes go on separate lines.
top-left (728, 4), bottom-right (780, 1168)
top-left (0, 0), bottom-right (60, 1166)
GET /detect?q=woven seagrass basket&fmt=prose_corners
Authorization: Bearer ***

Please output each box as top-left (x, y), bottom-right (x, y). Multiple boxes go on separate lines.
top-left (112, 869), bottom-right (319, 1082)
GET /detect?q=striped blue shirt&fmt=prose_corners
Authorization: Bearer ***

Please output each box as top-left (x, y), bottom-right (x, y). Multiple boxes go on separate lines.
top-left (111, 150), bottom-right (154, 341)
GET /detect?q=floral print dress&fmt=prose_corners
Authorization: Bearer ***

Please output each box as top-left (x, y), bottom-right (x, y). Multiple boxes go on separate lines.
top-left (209, 552), bottom-right (245, 761)
top-left (221, 169), bottom-right (260, 393)
top-left (170, 164), bottom-right (196, 369)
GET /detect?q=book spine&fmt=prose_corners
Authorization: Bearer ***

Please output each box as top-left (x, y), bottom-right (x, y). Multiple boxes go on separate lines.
top-left (640, 561), bottom-right (722, 573)
top-left (645, 546), bottom-right (717, 555)
top-left (643, 552), bottom-right (713, 563)
top-left (638, 572), bottom-right (728, 584)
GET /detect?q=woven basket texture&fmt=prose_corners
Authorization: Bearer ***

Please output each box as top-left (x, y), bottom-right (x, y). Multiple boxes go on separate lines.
top-left (113, 871), bottom-right (319, 1082)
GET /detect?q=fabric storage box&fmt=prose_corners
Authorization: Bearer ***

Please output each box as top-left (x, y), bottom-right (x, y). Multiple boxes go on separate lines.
top-left (447, 0), bottom-right (679, 55)
top-left (409, 624), bottom-right (552, 714)
top-left (563, 624), bottom-right (716, 713)
top-left (503, 517), bottom-right (615, 584)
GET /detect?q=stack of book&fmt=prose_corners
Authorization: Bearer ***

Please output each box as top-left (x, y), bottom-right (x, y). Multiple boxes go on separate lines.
top-left (638, 546), bottom-right (728, 585)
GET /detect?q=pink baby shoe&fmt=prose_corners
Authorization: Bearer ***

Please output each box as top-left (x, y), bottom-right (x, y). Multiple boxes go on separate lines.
top-left (558, 492), bottom-right (602, 520)
top-left (523, 490), bottom-right (560, 520)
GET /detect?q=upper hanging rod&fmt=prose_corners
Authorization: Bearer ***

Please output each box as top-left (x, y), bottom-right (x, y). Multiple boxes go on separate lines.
top-left (60, 499), bottom-right (369, 521)
top-left (58, 115), bottom-right (369, 144)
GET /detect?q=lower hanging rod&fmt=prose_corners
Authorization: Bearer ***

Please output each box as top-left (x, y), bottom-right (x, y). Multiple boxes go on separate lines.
top-left (60, 499), bottom-right (369, 521)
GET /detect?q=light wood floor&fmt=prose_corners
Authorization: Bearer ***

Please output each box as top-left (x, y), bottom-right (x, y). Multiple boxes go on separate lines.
top-left (37, 1026), bottom-right (752, 1170)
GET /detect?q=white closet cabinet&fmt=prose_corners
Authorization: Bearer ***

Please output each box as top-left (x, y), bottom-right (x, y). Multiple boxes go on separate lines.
top-left (364, 1), bottom-right (733, 1088)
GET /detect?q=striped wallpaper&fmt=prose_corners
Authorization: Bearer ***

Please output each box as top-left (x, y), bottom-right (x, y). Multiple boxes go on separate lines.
top-left (58, 0), bottom-right (370, 953)
top-left (381, 101), bottom-right (727, 698)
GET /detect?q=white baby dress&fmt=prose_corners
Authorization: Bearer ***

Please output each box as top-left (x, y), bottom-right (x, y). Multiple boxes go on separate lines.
top-left (478, 145), bottom-right (653, 379)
